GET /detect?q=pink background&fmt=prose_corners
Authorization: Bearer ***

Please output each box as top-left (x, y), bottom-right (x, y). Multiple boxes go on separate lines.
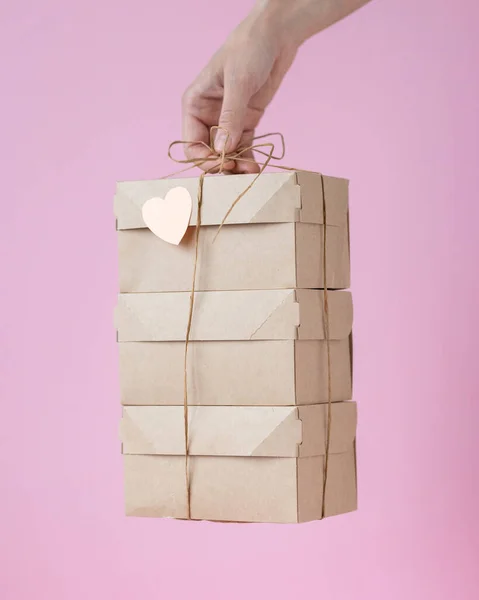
top-left (1, 0), bottom-right (478, 598)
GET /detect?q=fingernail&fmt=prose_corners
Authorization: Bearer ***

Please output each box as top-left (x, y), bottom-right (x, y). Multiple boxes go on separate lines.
top-left (214, 132), bottom-right (227, 153)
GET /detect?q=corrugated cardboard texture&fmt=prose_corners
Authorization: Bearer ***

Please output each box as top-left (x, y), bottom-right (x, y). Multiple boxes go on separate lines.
top-left (123, 450), bottom-right (357, 523)
top-left (115, 289), bottom-right (353, 342)
top-left (118, 221), bottom-right (349, 293)
top-left (118, 338), bottom-right (352, 406)
top-left (115, 171), bottom-right (348, 230)
top-left (120, 402), bottom-right (357, 458)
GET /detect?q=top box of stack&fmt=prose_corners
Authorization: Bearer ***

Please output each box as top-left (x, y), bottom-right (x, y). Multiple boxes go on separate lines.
top-left (114, 171), bottom-right (350, 293)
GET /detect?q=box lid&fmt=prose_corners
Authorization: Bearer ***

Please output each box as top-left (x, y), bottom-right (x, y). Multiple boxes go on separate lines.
top-left (120, 402), bottom-right (357, 458)
top-left (115, 289), bottom-right (353, 342)
top-left (114, 171), bottom-right (348, 230)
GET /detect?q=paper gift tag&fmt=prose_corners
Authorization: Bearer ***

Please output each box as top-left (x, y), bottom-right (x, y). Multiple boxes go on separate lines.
top-left (141, 186), bottom-right (192, 245)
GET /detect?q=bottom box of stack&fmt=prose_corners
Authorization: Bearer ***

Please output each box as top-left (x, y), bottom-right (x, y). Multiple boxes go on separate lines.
top-left (120, 402), bottom-right (357, 523)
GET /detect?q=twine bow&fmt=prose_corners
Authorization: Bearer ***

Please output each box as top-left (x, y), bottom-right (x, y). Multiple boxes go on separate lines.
top-left (164, 127), bottom-right (332, 521)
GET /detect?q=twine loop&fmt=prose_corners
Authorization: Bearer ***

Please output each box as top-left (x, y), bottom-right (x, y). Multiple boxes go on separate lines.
top-left (168, 126), bottom-right (286, 171)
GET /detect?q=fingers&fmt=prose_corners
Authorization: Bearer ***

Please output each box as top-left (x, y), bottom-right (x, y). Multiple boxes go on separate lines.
top-left (233, 148), bottom-right (261, 174)
top-left (182, 72), bottom-right (260, 174)
top-left (232, 130), bottom-right (260, 174)
top-left (215, 73), bottom-right (254, 154)
top-left (182, 101), bottom-right (235, 173)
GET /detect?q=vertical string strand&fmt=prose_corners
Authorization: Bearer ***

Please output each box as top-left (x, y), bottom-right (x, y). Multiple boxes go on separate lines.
top-left (183, 173), bottom-right (204, 520)
top-left (320, 174), bottom-right (332, 519)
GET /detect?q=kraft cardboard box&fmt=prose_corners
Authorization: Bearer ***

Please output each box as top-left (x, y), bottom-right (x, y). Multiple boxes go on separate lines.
top-left (114, 171), bottom-right (349, 293)
top-left (118, 338), bottom-right (352, 406)
top-left (115, 171), bottom-right (353, 407)
top-left (120, 402), bottom-right (357, 523)
top-left (117, 222), bottom-right (349, 293)
top-left (115, 288), bottom-right (352, 342)
top-left (114, 169), bottom-right (357, 523)
top-left (115, 171), bottom-right (348, 229)
top-left (115, 287), bottom-right (353, 405)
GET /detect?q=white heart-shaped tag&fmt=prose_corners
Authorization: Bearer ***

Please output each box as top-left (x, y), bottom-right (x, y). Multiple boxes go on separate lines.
top-left (141, 186), bottom-right (192, 245)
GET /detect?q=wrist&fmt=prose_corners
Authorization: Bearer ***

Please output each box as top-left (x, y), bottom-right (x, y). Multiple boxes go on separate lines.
top-left (252, 0), bottom-right (326, 47)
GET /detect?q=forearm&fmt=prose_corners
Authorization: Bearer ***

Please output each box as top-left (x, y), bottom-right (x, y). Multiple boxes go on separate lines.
top-left (252, 0), bottom-right (372, 46)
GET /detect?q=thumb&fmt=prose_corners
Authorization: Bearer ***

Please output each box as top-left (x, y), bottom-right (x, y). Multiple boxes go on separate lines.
top-left (215, 77), bottom-right (252, 154)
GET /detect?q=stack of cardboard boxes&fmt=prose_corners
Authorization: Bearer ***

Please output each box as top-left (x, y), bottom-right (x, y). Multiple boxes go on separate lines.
top-left (114, 170), bottom-right (357, 523)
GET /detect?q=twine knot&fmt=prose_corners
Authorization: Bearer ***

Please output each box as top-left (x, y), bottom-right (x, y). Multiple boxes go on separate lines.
top-left (168, 126), bottom-right (286, 175)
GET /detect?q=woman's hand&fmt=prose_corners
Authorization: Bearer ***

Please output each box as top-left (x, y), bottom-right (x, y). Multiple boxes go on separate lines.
top-left (181, 0), bottom-right (372, 173)
top-left (181, 4), bottom-right (298, 173)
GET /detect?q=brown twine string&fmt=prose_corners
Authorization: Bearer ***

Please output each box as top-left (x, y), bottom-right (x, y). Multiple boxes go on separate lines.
top-left (182, 172), bottom-right (205, 520)
top-left (320, 175), bottom-right (332, 520)
top-left (163, 127), bottom-right (332, 521)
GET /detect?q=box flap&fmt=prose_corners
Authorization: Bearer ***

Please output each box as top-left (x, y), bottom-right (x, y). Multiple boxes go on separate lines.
top-left (114, 171), bottom-right (348, 231)
top-left (298, 402), bottom-right (357, 456)
top-left (120, 402), bottom-right (356, 458)
top-left (295, 172), bottom-right (348, 228)
top-left (296, 289), bottom-right (353, 340)
top-left (115, 289), bottom-right (352, 342)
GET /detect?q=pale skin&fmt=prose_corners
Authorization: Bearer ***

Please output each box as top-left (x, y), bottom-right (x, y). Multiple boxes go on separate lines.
top-left (182, 0), bottom-right (373, 173)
